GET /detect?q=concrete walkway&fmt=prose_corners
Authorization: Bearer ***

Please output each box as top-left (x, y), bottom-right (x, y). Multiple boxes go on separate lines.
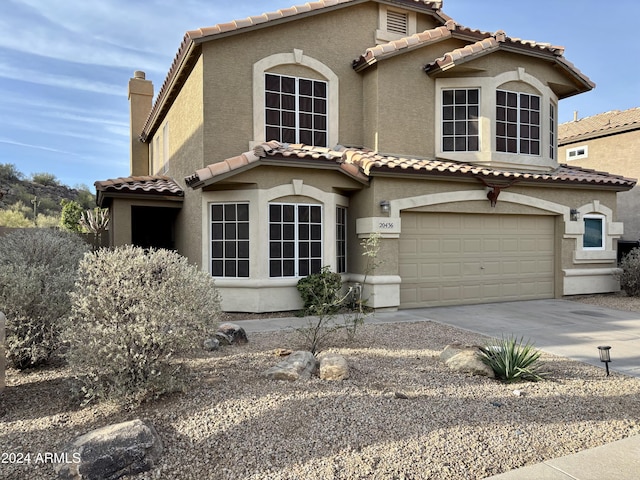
top-left (234, 299), bottom-right (640, 479)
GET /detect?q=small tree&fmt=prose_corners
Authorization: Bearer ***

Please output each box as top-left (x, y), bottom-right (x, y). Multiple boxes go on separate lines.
top-left (60, 199), bottom-right (84, 233)
top-left (66, 246), bottom-right (221, 405)
top-left (0, 229), bottom-right (89, 368)
top-left (79, 207), bottom-right (109, 250)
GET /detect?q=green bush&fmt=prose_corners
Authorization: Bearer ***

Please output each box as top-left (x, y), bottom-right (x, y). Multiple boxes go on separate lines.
top-left (297, 266), bottom-right (343, 316)
top-left (0, 229), bottom-right (89, 368)
top-left (618, 248), bottom-right (640, 297)
top-left (66, 246), bottom-right (221, 405)
top-left (479, 335), bottom-right (547, 383)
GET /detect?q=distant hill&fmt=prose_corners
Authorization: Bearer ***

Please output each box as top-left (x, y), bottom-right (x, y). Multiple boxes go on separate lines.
top-left (0, 164), bottom-right (95, 219)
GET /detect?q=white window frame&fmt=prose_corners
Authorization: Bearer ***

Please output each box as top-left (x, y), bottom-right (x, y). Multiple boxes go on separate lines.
top-left (336, 206), bottom-right (347, 274)
top-left (265, 73), bottom-right (328, 146)
top-left (566, 145), bottom-right (588, 161)
top-left (441, 88), bottom-right (480, 152)
top-left (210, 202), bottom-right (250, 278)
top-left (549, 102), bottom-right (556, 160)
top-left (582, 214), bottom-right (605, 251)
top-left (252, 51), bottom-right (339, 149)
top-left (496, 89), bottom-right (541, 156)
top-left (268, 203), bottom-right (323, 278)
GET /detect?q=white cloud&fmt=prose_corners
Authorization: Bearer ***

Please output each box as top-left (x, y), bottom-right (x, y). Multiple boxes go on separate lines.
top-left (0, 137), bottom-right (78, 155)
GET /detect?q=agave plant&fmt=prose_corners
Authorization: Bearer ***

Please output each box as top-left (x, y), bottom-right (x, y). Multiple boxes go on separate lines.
top-left (480, 335), bottom-right (547, 383)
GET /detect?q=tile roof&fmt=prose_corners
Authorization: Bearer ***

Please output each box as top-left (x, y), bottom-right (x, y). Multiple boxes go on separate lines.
top-left (559, 107), bottom-right (640, 144)
top-left (142, 0), bottom-right (447, 140)
top-left (186, 141), bottom-right (636, 190)
top-left (95, 176), bottom-right (184, 206)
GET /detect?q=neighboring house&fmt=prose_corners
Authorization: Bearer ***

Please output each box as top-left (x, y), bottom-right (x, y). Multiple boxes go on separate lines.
top-left (559, 108), bottom-right (640, 245)
top-left (95, 0), bottom-right (635, 312)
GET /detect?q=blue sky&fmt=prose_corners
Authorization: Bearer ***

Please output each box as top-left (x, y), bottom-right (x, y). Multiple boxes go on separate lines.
top-left (1, 0), bottom-right (638, 190)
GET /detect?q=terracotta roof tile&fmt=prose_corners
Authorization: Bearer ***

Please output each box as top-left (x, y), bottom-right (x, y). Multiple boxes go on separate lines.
top-left (185, 141), bottom-right (636, 190)
top-left (559, 107), bottom-right (640, 143)
top-left (95, 176), bottom-right (184, 206)
top-left (142, 1), bottom-right (448, 139)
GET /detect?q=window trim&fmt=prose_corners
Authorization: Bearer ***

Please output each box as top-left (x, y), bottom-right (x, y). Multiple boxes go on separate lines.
top-left (582, 214), bottom-right (605, 251)
top-left (210, 202), bottom-right (250, 278)
top-left (336, 206), bottom-right (347, 274)
top-left (252, 52), bottom-right (339, 148)
top-left (441, 88), bottom-right (480, 152)
top-left (566, 145), bottom-right (588, 161)
top-left (264, 73), bottom-right (328, 146)
top-left (496, 89), bottom-right (541, 156)
top-left (549, 102), bottom-right (556, 160)
top-left (268, 202), bottom-right (323, 278)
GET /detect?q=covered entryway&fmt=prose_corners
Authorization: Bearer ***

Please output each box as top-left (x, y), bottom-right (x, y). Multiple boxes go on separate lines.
top-left (399, 212), bottom-right (554, 308)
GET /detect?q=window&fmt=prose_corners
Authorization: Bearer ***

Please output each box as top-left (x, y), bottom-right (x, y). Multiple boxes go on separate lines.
top-left (265, 73), bottom-right (328, 146)
top-left (442, 88), bottom-right (479, 152)
top-left (583, 214), bottom-right (605, 250)
top-left (269, 204), bottom-right (322, 277)
top-left (549, 103), bottom-right (556, 160)
top-left (386, 10), bottom-right (408, 35)
top-left (567, 146), bottom-right (588, 161)
top-left (336, 206), bottom-right (347, 274)
top-left (211, 203), bottom-right (249, 277)
top-left (496, 90), bottom-right (540, 155)
top-left (162, 122), bottom-right (169, 173)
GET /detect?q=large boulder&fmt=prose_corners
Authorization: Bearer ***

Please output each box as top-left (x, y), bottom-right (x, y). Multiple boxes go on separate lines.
top-left (264, 351), bottom-right (317, 381)
top-left (440, 343), bottom-right (483, 362)
top-left (215, 323), bottom-right (248, 345)
top-left (56, 419), bottom-right (162, 480)
top-left (318, 352), bottom-right (349, 381)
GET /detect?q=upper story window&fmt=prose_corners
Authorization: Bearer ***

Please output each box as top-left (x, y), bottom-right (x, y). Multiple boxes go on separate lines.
top-left (496, 90), bottom-right (540, 155)
top-left (583, 214), bottom-right (605, 250)
top-left (566, 145), bottom-right (588, 161)
top-left (442, 88), bottom-right (479, 152)
top-left (265, 73), bottom-right (327, 146)
top-left (549, 103), bottom-right (556, 160)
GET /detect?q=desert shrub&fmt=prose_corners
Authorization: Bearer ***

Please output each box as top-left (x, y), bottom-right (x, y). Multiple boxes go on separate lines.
top-left (66, 246), bottom-right (221, 405)
top-left (618, 248), bottom-right (640, 297)
top-left (0, 229), bottom-right (89, 368)
top-left (297, 266), bottom-right (343, 316)
top-left (479, 335), bottom-right (547, 383)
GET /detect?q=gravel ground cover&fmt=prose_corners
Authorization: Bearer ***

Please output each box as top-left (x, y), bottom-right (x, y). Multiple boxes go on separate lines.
top-left (2, 294), bottom-right (640, 479)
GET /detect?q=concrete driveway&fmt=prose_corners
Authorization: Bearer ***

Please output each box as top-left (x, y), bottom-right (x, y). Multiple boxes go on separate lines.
top-left (393, 299), bottom-right (640, 378)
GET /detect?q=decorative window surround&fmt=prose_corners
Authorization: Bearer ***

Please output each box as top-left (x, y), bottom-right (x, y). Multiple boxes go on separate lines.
top-left (200, 180), bottom-right (348, 312)
top-left (563, 200), bottom-right (622, 263)
top-left (435, 68), bottom-right (558, 171)
top-left (253, 50), bottom-right (339, 148)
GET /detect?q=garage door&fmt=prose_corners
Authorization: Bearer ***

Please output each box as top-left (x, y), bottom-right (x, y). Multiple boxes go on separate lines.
top-left (399, 213), bottom-right (554, 308)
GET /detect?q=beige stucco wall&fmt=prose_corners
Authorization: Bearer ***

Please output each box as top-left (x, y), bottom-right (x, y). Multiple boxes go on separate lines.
top-left (559, 129), bottom-right (640, 240)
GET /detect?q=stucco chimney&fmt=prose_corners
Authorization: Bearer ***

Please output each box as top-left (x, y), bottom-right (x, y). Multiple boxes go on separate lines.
top-left (128, 71), bottom-right (153, 176)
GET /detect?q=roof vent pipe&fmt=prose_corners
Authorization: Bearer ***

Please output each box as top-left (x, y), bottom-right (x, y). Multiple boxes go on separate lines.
top-left (573, 111), bottom-right (578, 122)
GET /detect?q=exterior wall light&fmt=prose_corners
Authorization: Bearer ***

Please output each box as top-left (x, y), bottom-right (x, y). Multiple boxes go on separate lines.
top-left (598, 345), bottom-right (612, 376)
top-left (570, 208), bottom-right (580, 221)
top-left (379, 200), bottom-right (391, 215)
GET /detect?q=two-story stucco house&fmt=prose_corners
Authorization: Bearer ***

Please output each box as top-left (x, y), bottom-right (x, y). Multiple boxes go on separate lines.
top-left (559, 107), bottom-right (640, 247)
top-left (95, 0), bottom-right (635, 312)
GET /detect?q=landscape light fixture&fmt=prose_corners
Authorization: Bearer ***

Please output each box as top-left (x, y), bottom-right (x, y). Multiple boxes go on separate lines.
top-left (570, 208), bottom-right (580, 221)
top-left (598, 345), bottom-right (612, 376)
top-left (379, 200), bottom-right (391, 214)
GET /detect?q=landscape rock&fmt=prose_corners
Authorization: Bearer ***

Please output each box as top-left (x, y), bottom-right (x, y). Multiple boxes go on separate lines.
top-left (440, 343), bottom-right (483, 362)
top-left (318, 352), bottom-right (349, 381)
top-left (445, 350), bottom-right (495, 378)
top-left (215, 323), bottom-right (248, 345)
top-left (264, 351), bottom-right (317, 381)
top-left (203, 338), bottom-right (220, 351)
top-left (56, 419), bottom-right (162, 480)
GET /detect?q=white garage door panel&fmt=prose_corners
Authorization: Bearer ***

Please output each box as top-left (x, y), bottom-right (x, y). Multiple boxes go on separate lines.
top-left (399, 213), bottom-right (555, 308)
